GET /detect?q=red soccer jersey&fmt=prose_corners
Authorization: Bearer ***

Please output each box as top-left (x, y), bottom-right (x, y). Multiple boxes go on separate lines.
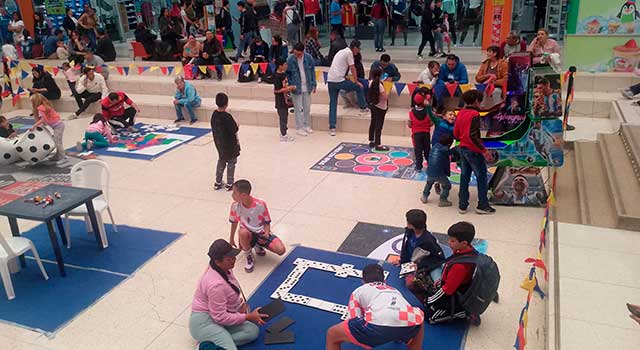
top-left (101, 91), bottom-right (133, 119)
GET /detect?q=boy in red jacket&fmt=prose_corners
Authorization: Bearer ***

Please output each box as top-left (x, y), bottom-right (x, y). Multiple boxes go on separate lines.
top-left (408, 93), bottom-right (432, 172)
top-left (453, 90), bottom-right (495, 214)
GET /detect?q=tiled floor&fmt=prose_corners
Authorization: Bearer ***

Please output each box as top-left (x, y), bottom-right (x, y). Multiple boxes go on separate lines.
top-left (0, 115), bottom-right (549, 350)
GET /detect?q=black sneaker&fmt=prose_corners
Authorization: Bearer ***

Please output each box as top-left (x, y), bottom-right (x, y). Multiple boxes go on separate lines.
top-left (369, 142), bottom-right (376, 148)
top-left (565, 124), bottom-right (576, 131)
top-left (428, 52), bottom-right (436, 57)
top-left (190, 118), bottom-right (198, 125)
top-left (214, 182), bottom-right (223, 190)
top-left (174, 118), bottom-right (185, 123)
top-left (225, 184), bottom-right (233, 191)
top-left (476, 205), bottom-right (496, 215)
top-left (375, 145), bottom-right (389, 151)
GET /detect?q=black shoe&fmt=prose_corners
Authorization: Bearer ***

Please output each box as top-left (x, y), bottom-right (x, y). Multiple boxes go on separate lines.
top-left (190, 118), bottom-right (198, 125)
top-left (415, 167), bottom-right (423, 172)
top-left (476, 205), bottom-right (496, 215)
top-left (174, 118), bottom-right (185, 123)
top-left (369, 142), bottom-right (376, 148)
top-left (214, 182), bottom-right (223, 190)
top-left (380, 48), bottom-right (386, 52)
top-left (565, 124), bottom-right (576, 131)
top-left (390, 42), bottom-right (395, 46)
top-left (428, 52), bottom-right (436, 57)
top-left (225, 184), bottom-right (233, 191)
top-left (375, 145), bottom-right (389, 151)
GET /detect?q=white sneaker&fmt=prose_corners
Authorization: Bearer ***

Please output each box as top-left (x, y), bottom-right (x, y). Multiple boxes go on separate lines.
top-left (244, 252), bottom-right (255, 273)
top-left (620, 88), bottom-right (635, 100)
top-left (359, 108), bottom-right (370, 115)
top-left (86, 140), bottom-right (94, 150)
top-left (280, 134), bottom-right (294, 142)
top-left (329, 128), bottom-right (336, 136)
top-left (417, 55), bottom-right (424, 60)
top-left (304, 127), bottom-right (313, 134)
top-left (75, 141), bottom-right (83, 152)
top-left (68, 113), bottom-right (78, 120)
top-left (296, 129), bottom-right (308, 136)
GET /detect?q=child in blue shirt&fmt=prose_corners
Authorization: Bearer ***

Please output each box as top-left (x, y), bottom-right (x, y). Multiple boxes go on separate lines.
top-left (421, 134), bottom-right (454, 207)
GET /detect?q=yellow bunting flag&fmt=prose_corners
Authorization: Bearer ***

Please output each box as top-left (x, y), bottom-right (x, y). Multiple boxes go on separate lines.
top-left (520, 276), bottom-right (536, 292)
top-left (418, 83), bottom-right (431, 90)
top-left (547, 191), bottom-right (555, 205)
top-left (174, 66), bottom-right (183, 75)
top-left (224, 64), bottom-right (232, 75)
top-left (198, 65), bottom-right (208, 74)
top-left (250, 63), bottom-right (259, 75)
top-left (149, 66), bottom-right (159, 72)
top-left (315, 69), bottom-right (322, 83)
top-left (383, 81), bottom-right (393, 95)
top-left (459, 84), bottom-right (473, 93)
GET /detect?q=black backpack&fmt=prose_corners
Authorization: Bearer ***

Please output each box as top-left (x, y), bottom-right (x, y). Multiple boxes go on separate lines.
top-left (290, 7), bottom-right (302, 25)
top-left (446, 252), bottom-right (500, 316)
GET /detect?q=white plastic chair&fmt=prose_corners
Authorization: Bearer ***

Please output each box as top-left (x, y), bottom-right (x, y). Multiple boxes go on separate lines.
top-left (64, 160), bottom-right (117, 249)
top-left (0, 233), bottom-right (49, 300)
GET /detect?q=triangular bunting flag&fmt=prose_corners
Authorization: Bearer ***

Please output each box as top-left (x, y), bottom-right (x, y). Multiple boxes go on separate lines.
top-left (44, 66), bottom-right (53, 73)
top-left (419, 83), bottom-right (432, 89)
top-left (224, 64), bottom-right (232, 75)
top-left (174, 66), bottom-right (182, 75)
top-left (191, 65), bottom-right (198, 76)
top-left (322, 71), bottom-right (328, 85)
top-left (444, 82), bottom-right (458, 97)
top-left (394, 82), bottom-right (406, 96)
top-left (129, 63), bottom-right (135, 72)
top-left (17, 86), bottom-right (24, 94)
top-left (9, 60), bottom-right (16, 68)
top-left (160, 66), bottom-right (168, 75)
top-left (382, 81), bottom-right (393, 95)
top-left (268, 63), bottom-right (276, 73)
top-left (95, 65), bottom-right (103, 73)
top-left (232, 63), bottom-right (240, 75)
top-left (52, 67), bottom-right (60, 76)
top-left (11, 93), bottom-right (19, 106)
top-left (69, 60), bottom-right (75, 68)
top-left (258, 62), bottom-right (268, 74)
top-left (315, 69), bottom-right (322, 83)
top-left (117, 66), bottom-right (124, 75)
top-left (37, 64), bottom-right (44, 71)
top-left (459, 84), bottom-right (473, 93)
top-left (250, 63), bottom-right (259, 75)
top-left (207, 65), bottom-right (216, 72)
top-left (123, 66), bottom-right (130, 76)
top-left (29, 63), bottom-right (36, 69)
top-left (407, 83), bottom-right (417, 96)
top-left (149, 66), bottom-right (159, 72)
top-left (198, 65), bottom-right (208, 74)
top-left (20, 70), bottom-right (28, 80)
top-left (475, 83), bottom-right (486, 93)
top-left (138, 67), bottom-right (145, 75)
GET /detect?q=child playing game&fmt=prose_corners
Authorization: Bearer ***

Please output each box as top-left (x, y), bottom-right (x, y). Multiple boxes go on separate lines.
top-left (273, 58), bottom-right (295, 142)
top-left (408, 93), bottom-right (432, 172)
top-left (30, 93), bottom-right (66, 162)
top-left (75, 113), bottom-right (116, 151)
top-left (453, 90), bottom-right (495, 214)
top-left (325, 264), bottom-right (425, 350)
top-left (392, 209), bottom-right (445, 286)
top-left (211, 93), bottom-right (240, 191)
top-left (229, 179), bottom-right (286, 273)
top-left (425, 221), bottom-right (478, 324)
top-left (0, 116), bottom-right (17, 138)
top-left (421, 134), bottom-right (454, 206)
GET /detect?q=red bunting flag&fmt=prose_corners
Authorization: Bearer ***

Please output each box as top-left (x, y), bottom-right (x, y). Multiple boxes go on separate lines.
top-left (116, 66), bottom-right (124, 75)
top-left (258, 62), bottom-right (268, 74)
top-left (444, 82), bottom-right (458, 97)
top-left (524, 258), bottom-right (548, 281)
top-left (406, 83), bottom-right (417, 96)
top-left (11, 93), bottom-right (20, 106)
top-left (95, 65), bottom-right (102, 73)
top-left (232, 63), bottom-right (240, 75)
top-left (208, 65), bottom-right (216, 72)
top-left (52, 67), bottom-right (59, 76)
top-left (160, 66), bottom-right (168, 75)
top-left (138, 67), bottom-right (145, 75)
top-left (29, 63), bottom-right (36, 68)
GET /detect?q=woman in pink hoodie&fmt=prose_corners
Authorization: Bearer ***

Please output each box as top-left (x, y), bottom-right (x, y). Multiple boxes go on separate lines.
top-left (189, 239), bottom-right (267, 350)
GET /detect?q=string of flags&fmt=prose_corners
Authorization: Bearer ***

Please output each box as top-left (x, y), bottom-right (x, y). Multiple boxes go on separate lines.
top-left (4, 59), bottom-right (496, 102)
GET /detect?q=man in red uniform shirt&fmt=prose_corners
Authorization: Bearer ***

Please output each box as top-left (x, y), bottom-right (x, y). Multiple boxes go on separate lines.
top-left (453, 90), bottom-right (495, 214)
top-left (101, 91), bottom-right (141, 132)
top-left (425, 221), bottom-right (477, 324)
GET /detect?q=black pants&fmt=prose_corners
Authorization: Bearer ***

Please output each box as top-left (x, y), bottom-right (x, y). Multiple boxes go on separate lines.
top-left (331, 23), bottom-right (344, 38)
top-left (460, 21), bottom-right (480, 44)
top-left (161, 32), bottom-right (180, 53)
top-left (75, 91), bottom-right (102, 115)
top-left (277, 107), bottom-right (289, 136)
top-left (630, 82), bottom-right (640, 95)
top-left (418, 28), bottom-right (435, 56)
top-left (224, 28), bottom-right (236, 49)
top-left (108, 107), bottom-right (137, 129)
top-left (426, 287), bottom-right (467, 324)
top-left (448, 16), bottom-right (457, 44)
top-left (534, 9), bottom-right (546, 31)
top-left (413, 132), bottom-right (431, 171)
top-left (216, 157), bottom-right (237, 184)
top-left (368, 106), bottom-right (387, 145)
top-left (390, 18), bottom-right (407, 45)
top-left (68, 81), bottom-right (83, 108)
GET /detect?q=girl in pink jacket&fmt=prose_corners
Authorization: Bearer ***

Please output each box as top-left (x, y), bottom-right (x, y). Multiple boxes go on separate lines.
top-left (76, 113), bottom-right (116, 151)
top-left (189, 239), bottom-right (267, 350)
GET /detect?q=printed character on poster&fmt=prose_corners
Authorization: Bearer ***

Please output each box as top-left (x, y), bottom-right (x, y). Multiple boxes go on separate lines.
top-left (506, 54), bottom-right (531, 94)
top-left (491, 167), bottom-right (547, 206)
top-left (487, 94), bottom-right (526, 137)
top-left (618, 1), bottom-right (640, 33)
top-left (533, 76), bottom-right (562, 117)
top-left (529, 121), bottom-right (561, 164)
top-left (505, 94), bottom-right (524, 115)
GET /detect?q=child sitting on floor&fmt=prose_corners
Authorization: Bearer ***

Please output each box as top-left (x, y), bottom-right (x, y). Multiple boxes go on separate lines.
top-left (0, 116), bottom-right (17, 138)
top-left (325, 264), bottom-right (425, 350)
top-left (229, 179), bottom-right (286, 273)
top-left (421, 134), bottom-right (454, 206)
top-left (392, 209), bottom-right (445, 288)
top-left (76, 113), bottom-right (116, 151)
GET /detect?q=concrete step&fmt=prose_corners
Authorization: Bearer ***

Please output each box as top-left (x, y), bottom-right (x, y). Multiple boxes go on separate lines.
top-left (574, 140), bottom-right (618, 228)
top-left (570, 91), bottom-right (622, 119)
top-left (598, 132), bottom-right (640, 231)
top-left (554, 147), bottom-right (582, 225)
top-left (611, 100), bottom-right (640, 130)
top-left (620, 124), bottom-right (640, 180)
top-left (23, 94), bottom-right (413, 137)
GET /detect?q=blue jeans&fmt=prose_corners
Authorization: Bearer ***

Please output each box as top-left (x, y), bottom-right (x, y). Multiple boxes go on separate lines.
top-left (175, 100), bottom-right (201, 121)
top-left (373, 19), bottom-right (386, 49)
top-left (235, 31), bottom-right (254, 59)
top-left (327, 80), bottom-right (366, 129)
top-left (458, 147), bottom-right (489, 209)
top-left (422, 176), bottom-right (451, 200)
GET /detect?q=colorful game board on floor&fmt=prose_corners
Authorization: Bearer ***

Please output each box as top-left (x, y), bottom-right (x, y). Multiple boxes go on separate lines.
top-left (68, 123), bottom-right (210, 161)
top-left (311, 142), bottom-right (491, 185)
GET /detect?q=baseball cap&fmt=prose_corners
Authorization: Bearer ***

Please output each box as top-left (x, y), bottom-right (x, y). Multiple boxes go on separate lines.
top-left (413, 93), bottom-right (425, 105)
top-left (208, 239), bottom-right (241, 260)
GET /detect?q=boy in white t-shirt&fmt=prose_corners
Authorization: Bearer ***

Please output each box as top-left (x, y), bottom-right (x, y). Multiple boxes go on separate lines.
top-left (229, 179), bottom-right (286, 273)
top-left (325, 264), bottom-right (425, 350)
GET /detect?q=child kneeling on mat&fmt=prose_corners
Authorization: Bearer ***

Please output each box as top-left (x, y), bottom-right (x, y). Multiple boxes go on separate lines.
top-left (326, 264), bottom-right (425, 350)
top-left (76, 114), bottom-right (116, 151)
top-left (229, 179), bottom-right (286, 273)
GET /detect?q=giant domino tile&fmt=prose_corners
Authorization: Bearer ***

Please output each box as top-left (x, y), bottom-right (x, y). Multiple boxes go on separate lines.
top-left (270, 258), bottom-right (390, 320)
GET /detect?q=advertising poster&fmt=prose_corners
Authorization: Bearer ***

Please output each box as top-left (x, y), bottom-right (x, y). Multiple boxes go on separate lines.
top-left (576, 0), bottom-right (640, 35)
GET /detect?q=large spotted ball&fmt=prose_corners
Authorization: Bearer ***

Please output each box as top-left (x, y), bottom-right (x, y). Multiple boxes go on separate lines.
top-left (14, 127), bottom-right (55, 164)
top-left (0, 137), bottom-right (18, 165)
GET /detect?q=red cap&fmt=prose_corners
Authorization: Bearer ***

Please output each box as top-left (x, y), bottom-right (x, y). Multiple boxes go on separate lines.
top-left (413, 93), bottom-right (425, 105)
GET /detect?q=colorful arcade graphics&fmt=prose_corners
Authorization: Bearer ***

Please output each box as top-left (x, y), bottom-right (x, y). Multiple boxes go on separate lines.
top-left (530, 67), bottom-right (563, 118)
top-left (489, 167), bottom-right (548, 206)
top-left (311, 143), bottom-right (489, 185)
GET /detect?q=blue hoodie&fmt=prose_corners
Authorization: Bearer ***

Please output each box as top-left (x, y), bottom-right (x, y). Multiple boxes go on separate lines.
top-left (426, 143), bottom-right (452, 179)
top-left (435, 60), bottom-right (468, 98)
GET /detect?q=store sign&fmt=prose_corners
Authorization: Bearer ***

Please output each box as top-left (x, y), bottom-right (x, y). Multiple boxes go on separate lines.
top-left (491, 5), bottom-right (503, 46)
top-left (45, 0), bottom-right (66, 16)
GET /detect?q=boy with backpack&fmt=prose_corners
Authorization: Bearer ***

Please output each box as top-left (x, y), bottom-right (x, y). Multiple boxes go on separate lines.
top-left (453, 90), bottom-right (495, 214)
top-left (425, 221), bottom-right (499, 326)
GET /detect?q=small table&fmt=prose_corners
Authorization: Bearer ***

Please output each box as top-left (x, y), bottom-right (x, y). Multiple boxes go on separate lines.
top-left (0, 184), bottom-right (104, 277)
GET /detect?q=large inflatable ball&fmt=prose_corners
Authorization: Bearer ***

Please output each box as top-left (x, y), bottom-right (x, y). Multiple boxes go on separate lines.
top-left (0, 137), bottom-right (19, 165)
top-left (15, 127), bottom-right (55, 164)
